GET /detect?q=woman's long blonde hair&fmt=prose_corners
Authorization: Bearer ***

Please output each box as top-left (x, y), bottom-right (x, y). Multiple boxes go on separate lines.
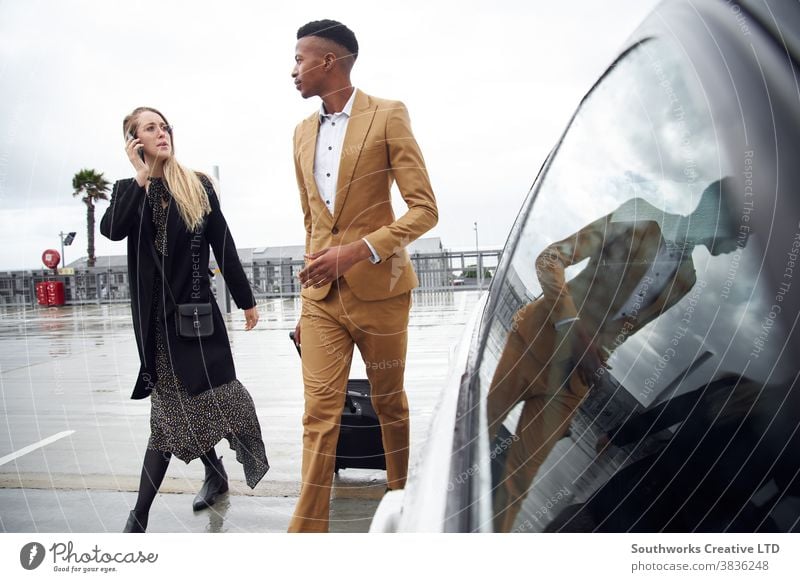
top-left (123, 107), bottom-right (211, 231)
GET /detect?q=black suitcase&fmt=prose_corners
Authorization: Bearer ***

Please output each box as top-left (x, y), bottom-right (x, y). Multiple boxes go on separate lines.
top-left (289, 332), bottom-right (386, 473)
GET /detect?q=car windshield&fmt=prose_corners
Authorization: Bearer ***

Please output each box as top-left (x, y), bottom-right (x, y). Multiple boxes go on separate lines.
top-left (478, 37), bottom-right (797, 533)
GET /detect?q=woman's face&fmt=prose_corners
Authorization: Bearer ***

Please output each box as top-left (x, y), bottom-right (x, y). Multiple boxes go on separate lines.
top-left (133, 110), bottom-right (172, 160)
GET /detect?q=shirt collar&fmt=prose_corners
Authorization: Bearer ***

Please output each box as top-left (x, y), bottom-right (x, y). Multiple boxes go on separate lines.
top-left (319, 88), bottom-right (357, 121)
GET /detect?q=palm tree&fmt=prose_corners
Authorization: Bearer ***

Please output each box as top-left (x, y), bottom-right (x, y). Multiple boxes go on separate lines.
top-left (72, 169), bottom-right (110, 268)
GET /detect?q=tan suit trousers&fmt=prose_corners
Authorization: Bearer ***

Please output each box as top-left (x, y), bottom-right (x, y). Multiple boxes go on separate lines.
top-left (288, 278), bottom-right (411, 532)
top-left (487, 306), bottom-right (589, 533)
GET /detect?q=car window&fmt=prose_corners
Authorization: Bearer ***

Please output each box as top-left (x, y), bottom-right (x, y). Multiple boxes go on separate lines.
top-left (480, 38), bottom-right (796, 533)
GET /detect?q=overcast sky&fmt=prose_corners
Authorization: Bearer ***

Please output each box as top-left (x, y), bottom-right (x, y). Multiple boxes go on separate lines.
top-left (0, 0), bottom-right (659, 270)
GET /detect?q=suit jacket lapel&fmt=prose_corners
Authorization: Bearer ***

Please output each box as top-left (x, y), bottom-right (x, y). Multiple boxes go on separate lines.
top-left (333, 90), bottom-right (377, 223)
top-left (300, 114), bottom-right (323, 208)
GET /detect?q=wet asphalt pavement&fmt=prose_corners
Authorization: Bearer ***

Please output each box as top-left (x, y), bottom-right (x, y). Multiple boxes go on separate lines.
top-left (0, 292), bottom-right (480, 533)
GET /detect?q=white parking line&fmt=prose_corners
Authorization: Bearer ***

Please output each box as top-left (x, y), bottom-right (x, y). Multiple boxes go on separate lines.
top-left (0, 431), bottom-right (76, 466)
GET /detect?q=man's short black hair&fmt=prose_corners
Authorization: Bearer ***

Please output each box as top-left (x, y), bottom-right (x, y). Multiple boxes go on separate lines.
top-left (297, 19), bottom-right (358, 59)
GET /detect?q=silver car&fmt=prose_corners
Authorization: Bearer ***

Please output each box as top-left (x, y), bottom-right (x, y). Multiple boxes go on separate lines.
top-left (372, 0), bottom-right (800, 533)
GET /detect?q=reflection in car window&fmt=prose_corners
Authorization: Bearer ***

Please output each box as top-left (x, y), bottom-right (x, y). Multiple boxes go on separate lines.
top-left (480, 39), bottom-right (795, 532)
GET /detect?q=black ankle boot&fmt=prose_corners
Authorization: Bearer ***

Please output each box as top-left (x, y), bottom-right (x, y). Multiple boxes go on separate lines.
top-left (193, 455), bottom-right (229, 511)
top-left (123, 510), bottom-right (148, 533)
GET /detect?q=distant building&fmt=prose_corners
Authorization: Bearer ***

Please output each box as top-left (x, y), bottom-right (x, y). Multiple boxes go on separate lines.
top-left (1, 237), bottom-right (499, 305)
top-left (406, 238), bottom-right (450, 289)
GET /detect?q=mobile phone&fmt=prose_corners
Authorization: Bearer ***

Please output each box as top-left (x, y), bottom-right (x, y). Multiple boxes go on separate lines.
top-left (127, 132), bottom-right (145, 162)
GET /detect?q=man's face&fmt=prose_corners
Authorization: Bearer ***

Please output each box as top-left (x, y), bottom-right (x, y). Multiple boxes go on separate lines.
top-left (292, 37), bottom-right (327, 99)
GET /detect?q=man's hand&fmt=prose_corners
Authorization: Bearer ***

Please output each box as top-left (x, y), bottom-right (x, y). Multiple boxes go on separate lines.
top-left (569, 320), bottom-right (606, 386)
top-left (553, 318), bottom-right (606, 387)
top-left (298, 240), bottom-right (372, 288)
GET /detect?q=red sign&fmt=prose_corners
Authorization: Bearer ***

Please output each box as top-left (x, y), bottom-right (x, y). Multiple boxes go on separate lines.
top-left (42, 249), bottom-right (61, 269)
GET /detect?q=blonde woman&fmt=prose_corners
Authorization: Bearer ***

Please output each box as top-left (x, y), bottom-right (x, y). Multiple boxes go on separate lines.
top-left (101, 107), bottom-right (268, 533)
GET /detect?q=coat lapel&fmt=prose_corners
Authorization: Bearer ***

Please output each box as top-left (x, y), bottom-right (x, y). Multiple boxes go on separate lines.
top-left (164, 198), bottom-right (184, 262)
top-left (131, 194), bottom-right (156, 367)
top-left (333, 90), bottom-right (377, 224)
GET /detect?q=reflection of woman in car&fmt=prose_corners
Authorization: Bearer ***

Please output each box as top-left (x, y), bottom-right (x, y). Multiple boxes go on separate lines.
top-left (488, 178), bottom-right (739, 532)
top-left (100, 107), bottom-right (269, 533)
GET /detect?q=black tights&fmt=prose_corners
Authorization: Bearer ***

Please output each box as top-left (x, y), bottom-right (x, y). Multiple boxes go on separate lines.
top-left (132, 444), bottom-right (219, 518)
top-left (132, 448), bottom-right (171, 518)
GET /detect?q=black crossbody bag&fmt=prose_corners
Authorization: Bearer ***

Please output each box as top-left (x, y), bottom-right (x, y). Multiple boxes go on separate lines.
top-left (147, 241), bottom-right (214, 339)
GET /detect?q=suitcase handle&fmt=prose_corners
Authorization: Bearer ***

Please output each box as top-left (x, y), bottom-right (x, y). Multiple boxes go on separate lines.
top-left (346, 395), bottom-right (360, 415)
top-left (289, 331), bottom-right (301, 357)
top-left (291, 332), bottom-right (365, 417)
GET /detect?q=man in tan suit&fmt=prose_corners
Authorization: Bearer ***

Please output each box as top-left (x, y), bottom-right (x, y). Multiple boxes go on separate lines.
top-left (488, 180), bottom-right (736, 532)
top-left (288, 19), bottom-right (438, 532)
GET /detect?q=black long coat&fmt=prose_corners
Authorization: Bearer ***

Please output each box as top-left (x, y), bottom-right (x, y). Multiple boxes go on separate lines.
top-left (100, 176), bottom-right (255, 400)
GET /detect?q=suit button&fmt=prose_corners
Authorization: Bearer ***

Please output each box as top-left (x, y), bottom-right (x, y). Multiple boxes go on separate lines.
top-left (332, 226), bottom-right (339, 235)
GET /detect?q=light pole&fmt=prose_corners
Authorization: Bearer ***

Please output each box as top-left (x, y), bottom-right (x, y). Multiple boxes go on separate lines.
top-left (59, 231), bottom-right (76, 269)
top-left (474, 221), bottom-right (482, 289)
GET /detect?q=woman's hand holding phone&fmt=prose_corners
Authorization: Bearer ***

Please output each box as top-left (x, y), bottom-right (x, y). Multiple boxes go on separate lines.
top-left (125, 133), bottom-right (149, 187)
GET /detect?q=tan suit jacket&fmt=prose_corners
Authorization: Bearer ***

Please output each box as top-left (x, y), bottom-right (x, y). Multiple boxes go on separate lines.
top-left (293, 89), bottom-right (438, 301)
top-left (533, 213), bottom-right (697, 360)
top-left (488, 214), bottom-right (699, 531)
top-left (489, 213), bottom-right (699, 431)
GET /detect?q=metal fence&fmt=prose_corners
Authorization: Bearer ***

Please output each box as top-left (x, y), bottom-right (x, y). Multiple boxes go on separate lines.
top-left (0, 250), bottom-right (502, 307)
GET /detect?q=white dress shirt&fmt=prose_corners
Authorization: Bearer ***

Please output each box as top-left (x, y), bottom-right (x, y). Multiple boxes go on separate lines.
top-left (313, 88), bottom-right (380, 263)
top-left (554, 238), bottom-right (684, 330)
top-left (612, 238), bottom-right (683, 320)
